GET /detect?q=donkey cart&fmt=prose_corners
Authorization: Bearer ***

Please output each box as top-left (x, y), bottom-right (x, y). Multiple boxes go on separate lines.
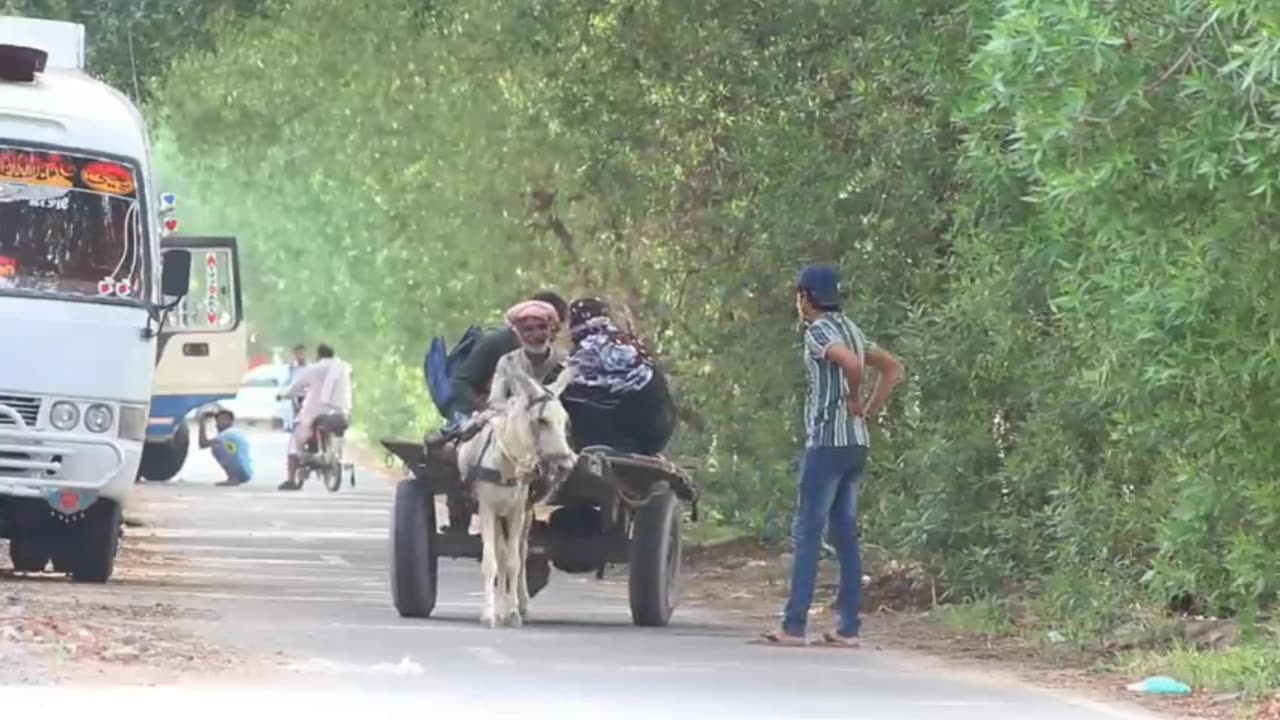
top-left (383, 437), bottom-right (699, 627)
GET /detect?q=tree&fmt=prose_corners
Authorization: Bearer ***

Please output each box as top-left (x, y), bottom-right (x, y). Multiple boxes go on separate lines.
top-left (153, 0), bottom-right (1280, 620)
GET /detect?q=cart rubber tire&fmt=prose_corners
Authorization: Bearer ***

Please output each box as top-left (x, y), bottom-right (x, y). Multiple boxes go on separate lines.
top-left (392, 478), bottom-right (438, 618)
top-left (628, 485), bottom-right (682, 627)
top-left (9, 536), bottom-right (50, 573)
top-left (69, 499), bottom-right (122, 583)
top-left (526, 557), bottom-right (551, 599)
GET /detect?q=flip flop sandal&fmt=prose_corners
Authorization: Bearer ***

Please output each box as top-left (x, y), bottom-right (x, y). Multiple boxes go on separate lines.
top-left (748, 629), bottom-right (808, 647)
top-left (814, 631), bottom-right (861, 648)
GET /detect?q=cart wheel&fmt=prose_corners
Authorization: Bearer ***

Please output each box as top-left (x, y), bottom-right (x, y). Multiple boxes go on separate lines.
top-left (392, 478), bottom-right (438, 618)
top-left (628, 485), bottom-right (682, 627)
top-left (526, 557), bottom-right (551, 599)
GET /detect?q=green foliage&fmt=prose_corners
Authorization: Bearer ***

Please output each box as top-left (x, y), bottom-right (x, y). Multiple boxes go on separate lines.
top-left (3, 0), bottom-right (264, 101)
top-left (144, 0), bottom-right (1280, 619)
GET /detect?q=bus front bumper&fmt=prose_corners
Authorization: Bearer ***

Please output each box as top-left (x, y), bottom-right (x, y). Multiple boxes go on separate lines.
top-left (0, 425), bottom-right (138, 512)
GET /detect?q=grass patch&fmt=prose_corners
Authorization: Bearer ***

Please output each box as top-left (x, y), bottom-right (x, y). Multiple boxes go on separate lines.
top-left (1104, 643), bottom-right (1280, 696)
top-left (683, 516), bottom-right (753, 548)
top-left (935, 598), bottom-right (1018, 637)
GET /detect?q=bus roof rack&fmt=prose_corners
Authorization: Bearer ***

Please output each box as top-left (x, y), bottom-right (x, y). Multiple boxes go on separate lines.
top-left (0, 16), bottom-right (85, 71)
top-left (0, 44), bottom-right (47, 83)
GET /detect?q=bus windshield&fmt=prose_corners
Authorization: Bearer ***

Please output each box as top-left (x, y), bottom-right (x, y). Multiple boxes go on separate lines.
top-left (0, 144), bottom-right (147, 301)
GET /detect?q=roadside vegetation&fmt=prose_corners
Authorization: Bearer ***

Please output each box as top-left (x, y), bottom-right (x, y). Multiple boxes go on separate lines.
top-left (13, 0), bottom-right (1280, 709)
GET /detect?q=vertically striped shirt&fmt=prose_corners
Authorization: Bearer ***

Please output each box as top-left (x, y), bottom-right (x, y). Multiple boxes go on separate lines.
top-left (803, 312), bottom-right (872, 448)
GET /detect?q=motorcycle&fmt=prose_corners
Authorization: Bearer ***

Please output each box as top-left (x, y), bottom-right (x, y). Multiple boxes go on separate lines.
top-left (295, 411), bottom-right (356, 492)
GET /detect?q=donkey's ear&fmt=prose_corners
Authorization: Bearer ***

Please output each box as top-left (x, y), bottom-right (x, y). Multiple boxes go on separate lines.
top-left (548, 362), bottom-right (575, 397)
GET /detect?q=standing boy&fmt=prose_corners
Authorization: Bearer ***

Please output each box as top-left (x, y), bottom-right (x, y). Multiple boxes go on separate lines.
top-left (759, 264), bottom-right (903, 647)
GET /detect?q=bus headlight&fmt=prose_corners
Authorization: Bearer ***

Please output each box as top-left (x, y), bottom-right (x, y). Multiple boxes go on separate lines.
top-left (85, 404), bottom-right (114, 433)
top-left (118, 405), bottom-right (147, 441)
top-left (50, 401), bottom-right (80, 431)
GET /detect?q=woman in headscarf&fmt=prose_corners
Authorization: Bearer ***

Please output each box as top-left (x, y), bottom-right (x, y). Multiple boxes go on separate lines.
top-left (560, 297), bottom-right (676, 455)
top-left (487, 299), bottom-right (569, 406)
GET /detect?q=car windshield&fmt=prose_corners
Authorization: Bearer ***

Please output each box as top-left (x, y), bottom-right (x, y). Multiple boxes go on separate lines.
top-left (0, 144), bottom-right (147, 302)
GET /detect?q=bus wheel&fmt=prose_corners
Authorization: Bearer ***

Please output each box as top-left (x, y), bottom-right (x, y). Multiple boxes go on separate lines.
top-left (140, 423), bottom-right (189, 482)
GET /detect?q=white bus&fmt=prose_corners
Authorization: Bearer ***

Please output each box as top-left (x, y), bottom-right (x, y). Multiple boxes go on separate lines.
top-left (0, 17), bottom-right (244, 581)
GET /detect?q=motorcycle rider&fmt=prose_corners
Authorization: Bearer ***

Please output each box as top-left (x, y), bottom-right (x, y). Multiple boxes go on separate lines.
top-left (284, 343), bottom-right (307, 431)
top-left (278, 343), bottom-right (353, 491)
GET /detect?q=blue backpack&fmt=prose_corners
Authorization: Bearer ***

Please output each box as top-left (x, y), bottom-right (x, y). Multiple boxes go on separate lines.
top-left (424, 325), bottom-right (486, 418)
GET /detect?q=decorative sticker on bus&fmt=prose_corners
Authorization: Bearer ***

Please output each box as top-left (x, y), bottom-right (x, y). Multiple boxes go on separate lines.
top-left (81, 161), bottom-right (137, 197)
top-left (0, 146), bottom-right (138, 198)
top-left (0, 150), bottom-right (74, 188)
top-left (205, 252), bottom-right (219, 325)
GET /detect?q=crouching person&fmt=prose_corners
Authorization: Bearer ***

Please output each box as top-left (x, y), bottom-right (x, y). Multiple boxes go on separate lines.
top-left (198, 408), bottom-right (254, 487)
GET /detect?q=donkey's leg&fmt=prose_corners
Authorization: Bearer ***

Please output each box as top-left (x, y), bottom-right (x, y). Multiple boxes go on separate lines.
top-left (517, 504), bottom-right (532, 621)
top-left (478, 506), bottom-right (499, 629)
top-left (502, 508), bottom-right (525, 628)
top-left (495, 514), bottom-right (512, 623)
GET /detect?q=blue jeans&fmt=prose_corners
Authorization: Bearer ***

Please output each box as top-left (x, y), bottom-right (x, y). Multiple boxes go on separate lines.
top-left (782, 444), bottom-right (868, 638)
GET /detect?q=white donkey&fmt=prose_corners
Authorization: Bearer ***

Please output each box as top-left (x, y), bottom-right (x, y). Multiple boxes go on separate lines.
top-left (456, 365), bottom-right (576, 628)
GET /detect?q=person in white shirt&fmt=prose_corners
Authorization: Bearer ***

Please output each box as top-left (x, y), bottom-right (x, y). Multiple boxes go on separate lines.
top-left (278, 343), bottom-right (353, 490)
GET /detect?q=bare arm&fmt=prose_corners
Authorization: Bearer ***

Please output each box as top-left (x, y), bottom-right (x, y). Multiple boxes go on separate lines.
top-left (281, 364), bottom-right (318, 400)
top-left (862, 345), bottom-right (904, 418)
top-left (824, 343), bottom-right (866, 416)
top-left (196, 414), bottom-right (213, 449)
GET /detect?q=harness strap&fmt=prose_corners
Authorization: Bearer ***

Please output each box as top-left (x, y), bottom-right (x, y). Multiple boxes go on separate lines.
top-left (464, 425), bottom-right (518, 488)
top-left (465, 390), bottom-right (558, 490)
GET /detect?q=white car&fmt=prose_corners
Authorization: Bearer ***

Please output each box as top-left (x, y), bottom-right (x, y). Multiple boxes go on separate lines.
top-left (215, 364), bottom-right (293, 428)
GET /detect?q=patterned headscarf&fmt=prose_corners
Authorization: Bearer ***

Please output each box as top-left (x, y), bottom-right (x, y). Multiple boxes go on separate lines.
top-left (564, 297), bottom-right (654, 399)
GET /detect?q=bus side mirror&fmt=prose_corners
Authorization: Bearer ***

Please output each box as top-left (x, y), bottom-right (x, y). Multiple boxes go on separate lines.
top-left (161, 249), bottom-right (192, 297)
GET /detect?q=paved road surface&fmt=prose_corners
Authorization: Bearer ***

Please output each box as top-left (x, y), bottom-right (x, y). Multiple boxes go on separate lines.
top-left (3, 427), bottom-right (1158, 719)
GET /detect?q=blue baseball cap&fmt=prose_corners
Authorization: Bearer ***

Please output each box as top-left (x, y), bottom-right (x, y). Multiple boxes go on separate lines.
top-left (797, 264), bottom-right (840, 306)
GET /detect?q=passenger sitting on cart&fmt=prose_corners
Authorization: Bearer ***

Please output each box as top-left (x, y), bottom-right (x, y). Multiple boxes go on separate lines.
top-left (437, 298), bottom-right (569, 533)
top-left (444, 298), bottom-right (569, 439)
top-left (488, 299), bottom-right (569, 406)
top-left (445, 290), bottom-right (569, 428)
top-left (560, 297), bottom-right (676, 456)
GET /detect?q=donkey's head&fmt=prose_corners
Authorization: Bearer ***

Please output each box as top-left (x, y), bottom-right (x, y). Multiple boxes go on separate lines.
top-left (503, 364), bottom-right (577, 481)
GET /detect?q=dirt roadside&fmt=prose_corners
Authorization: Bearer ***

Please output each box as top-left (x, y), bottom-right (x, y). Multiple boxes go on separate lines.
top-left (0, 511), bottom-right (260, 685)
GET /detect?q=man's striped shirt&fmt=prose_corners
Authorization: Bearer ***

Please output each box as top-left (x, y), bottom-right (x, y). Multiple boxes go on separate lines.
top-left (803, 312), bottom-right (872, 448)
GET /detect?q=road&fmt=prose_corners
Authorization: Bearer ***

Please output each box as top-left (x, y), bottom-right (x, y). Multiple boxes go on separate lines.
top-left (1, 427), bottom-right (1159, 719)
